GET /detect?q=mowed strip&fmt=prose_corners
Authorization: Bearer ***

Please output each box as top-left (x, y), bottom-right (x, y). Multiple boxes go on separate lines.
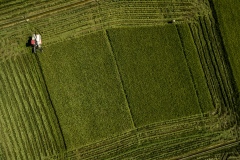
top-left (0, 54), bottom-right (65, 159)
top-left (38, 31), bottom-right (135, 149)
top-left (106, 25), bottom-right (202, 127)
top-left (176, 24), bottom-right (214, 113)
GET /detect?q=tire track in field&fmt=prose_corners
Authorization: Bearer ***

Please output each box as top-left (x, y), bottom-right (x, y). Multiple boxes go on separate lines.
top-left (0, 56), bottom-right (66, 159)
top-left (23, 54), bottom-right (66, 152)
top-left (32, 54), bottom-right (67, 151)
top-left (0, 0), bottom-right (210, 62)
top-left (188, 14), bottom-right (238, 120)
top-left (10, 57), bottom-right (56, 156)
top-left (3, 60), bottom-right (46, 159)
top-left (0, 0), bottom-right (95, 29)
top-left (0, 0), bottom-right (70, 21)
top-left (40, 0), bottom-right (204, 45)
top-left (0, 97), bottom-right (18, 160)
top-left (189, 23), bottom-right (218, 112)
top-left (16, 55), bottom-right (56, 155)
top-left (0, 62), bottom-right (34, 160)
top-left (203, 15), bottom-right (238, 114)
top-left (198, 17), bottom-right (230, 113)
top-left (116, 132), bottom-right (222, 159)
top-left (0, 0), bottom-right (209, 49)
top-left (176, 25), bottom-right (204, 115)
top-left (171, 140), bottom-right (240, 160)
top-left (45, 113), bottom-right (224, 159)
top-left (0, 0), bottom-right (200, 28)
top-left (103, 30), bottom-right (137, 130)
top-left (0, 0), bottom-right (237, 159)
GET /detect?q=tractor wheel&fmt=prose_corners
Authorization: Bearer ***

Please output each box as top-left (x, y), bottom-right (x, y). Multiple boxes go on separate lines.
top-left (33, 46), bottom-right (36, 53)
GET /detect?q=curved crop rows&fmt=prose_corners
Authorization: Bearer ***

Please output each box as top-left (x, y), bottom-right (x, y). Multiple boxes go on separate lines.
top-left (0, 0), bottom-right (239, 159)
top-left (0, 0), bottom-right (210, 61)
top-left (189, 13), bottom-right (237, 119)
top-left (0, 55), bottom-right (65, 159)
top-left (0, 0), bottom-right (83, 26)
top-left (46, 113), bottom-right (223, 159)
top-left (172, 140), bottom-right (240, 160)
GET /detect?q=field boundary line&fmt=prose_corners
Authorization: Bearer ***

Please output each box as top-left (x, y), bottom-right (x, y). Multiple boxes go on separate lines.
top-left (208, 0), bottom-right (240, 118)
top-left (33, 54), bottom-right (67, 151)
top-left (176, 25), bottom-right (203, 115)
top-left (44, 113), bottom-right (217, 159)
top-left (103, 30), bottom-right (137, 130)
top-left (188, 23), bottom-right (217, 110)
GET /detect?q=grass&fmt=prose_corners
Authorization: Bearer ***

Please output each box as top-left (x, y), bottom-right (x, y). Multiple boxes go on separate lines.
top-left (212, 0), bottom-right (240, 91)
top-left (38, 31), bottom-right (135, 149)
top-left (107, 25), bottom-right (203, 127)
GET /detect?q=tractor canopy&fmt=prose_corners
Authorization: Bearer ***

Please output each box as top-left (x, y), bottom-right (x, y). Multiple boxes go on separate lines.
top-left (31, 34), bottom-right (42, 45)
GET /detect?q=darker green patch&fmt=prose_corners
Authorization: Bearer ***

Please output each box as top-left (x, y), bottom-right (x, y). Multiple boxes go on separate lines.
top-left (107, 25), bottom-right (202, 127)
top-left (38, 31), bottom-right (134, 149)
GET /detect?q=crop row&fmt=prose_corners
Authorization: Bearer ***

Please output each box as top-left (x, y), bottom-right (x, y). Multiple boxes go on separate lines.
top-left (199, 17), bottom-right (230, 113)
top-left (25, 54), bottom-right (67, 149)
top-left (189, 15), bottom-right (237, 120)
top-left (203, 16), bottom-right (237, 112)
top-left (0, 0), bottom-right (209, 62)
top-left (38, 0), bottom-right (202, 45)
top-left (0, 0), bottom-right (207, 31)
top-left (0, 0), bottom-right (206, 45)
top-left (37, 1), bottom-right (194, 31)
top-left (0, 0), bottom-right (81, 23)
top-left (52, 113), bottom-right (210, 158)
top-left (46, 113), bottom-right (219, 159)
top-left (123, 132), bottom-right (223, 160)
top-left (48, 130), bottom-right (224, 159)
top-left (0, 55), bottom-right (65, 159)
top-left (0, 0), bottom-right (190, 34)
top-left (174, 139), bottom-right (240, 160)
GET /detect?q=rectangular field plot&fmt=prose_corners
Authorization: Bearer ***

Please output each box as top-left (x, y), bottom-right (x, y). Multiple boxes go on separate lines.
top-left (107, 25), bottom-right (214, 127)
top-left (38, 32), bottom-right (135, 149)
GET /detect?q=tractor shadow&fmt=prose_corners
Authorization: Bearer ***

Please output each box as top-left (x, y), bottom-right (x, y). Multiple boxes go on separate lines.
top-left (26, 37), bottom-right (32, 47)
top-left (26, 37), bottom-right (35, 53)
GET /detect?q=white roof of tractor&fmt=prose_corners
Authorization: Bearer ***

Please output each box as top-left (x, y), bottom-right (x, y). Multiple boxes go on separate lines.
top-left (32, 34), bottom-right (42, 44)
top-left (31, 33), bottom-right (42, 53)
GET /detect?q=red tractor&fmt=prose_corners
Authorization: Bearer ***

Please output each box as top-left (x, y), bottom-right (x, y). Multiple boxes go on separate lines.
top-left (31, 34), bottom-right (42, 53)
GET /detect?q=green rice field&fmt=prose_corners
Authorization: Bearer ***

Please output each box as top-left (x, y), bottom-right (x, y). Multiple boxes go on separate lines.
top-left (0, 0), bottom-right (239, 159)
